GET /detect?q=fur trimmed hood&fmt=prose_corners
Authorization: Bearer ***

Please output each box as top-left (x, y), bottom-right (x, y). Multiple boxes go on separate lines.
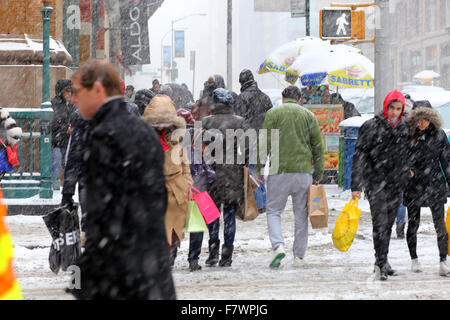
top-left (407, 106), bottom-right (443, 131)
top-left (142, 95), bottom-right (186, 129)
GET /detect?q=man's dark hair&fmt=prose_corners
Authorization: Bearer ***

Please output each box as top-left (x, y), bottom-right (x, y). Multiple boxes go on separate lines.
top-left (282, 86), bottom-right (302, 101)
top-left (152, 79), bottom-right (159, 85)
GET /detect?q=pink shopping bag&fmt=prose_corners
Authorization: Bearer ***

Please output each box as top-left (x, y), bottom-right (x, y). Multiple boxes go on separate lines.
top-left (189, 186), bottom-right (221, 224)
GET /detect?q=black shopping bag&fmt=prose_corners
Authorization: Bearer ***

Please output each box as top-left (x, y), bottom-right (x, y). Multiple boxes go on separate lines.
top-left (42, 204), bottom-right (81, 274)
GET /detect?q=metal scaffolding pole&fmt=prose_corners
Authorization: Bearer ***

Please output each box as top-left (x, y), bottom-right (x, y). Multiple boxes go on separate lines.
top-left (375, 0), bottom-right (390, 114)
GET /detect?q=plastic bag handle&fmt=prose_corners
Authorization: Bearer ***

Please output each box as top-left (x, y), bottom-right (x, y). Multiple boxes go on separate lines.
top-left (190, 185), bottom-right (200, 194)
top-left (348, 198), bottom-right (359, 207)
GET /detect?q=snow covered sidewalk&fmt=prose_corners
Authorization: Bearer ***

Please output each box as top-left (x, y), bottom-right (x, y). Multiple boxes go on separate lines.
top-left (6, 185), bottom-right (450, 300)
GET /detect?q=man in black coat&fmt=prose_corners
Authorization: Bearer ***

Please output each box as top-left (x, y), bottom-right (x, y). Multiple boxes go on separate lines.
top-left (61, 109), bottom-right (89, 240)
top-left (234, 69), bottom-right (273, 213)
top-left (351, 90), bottom-right (410, 281)
top-left (51, 79), bottom-right (76, 189)
top-left (234, 69), bottom-right (273, 130)
top-left (68, 60), bottom-right (175, 300)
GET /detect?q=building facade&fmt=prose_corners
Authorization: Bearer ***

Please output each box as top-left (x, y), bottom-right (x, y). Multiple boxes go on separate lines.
top-left (389, 0), bottom-right (450, 89)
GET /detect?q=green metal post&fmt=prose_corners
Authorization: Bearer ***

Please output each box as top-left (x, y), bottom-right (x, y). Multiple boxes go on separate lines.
top-left (39, 104), bottom-right (53, 199)
top-left (41, 2), bottom-right (53, 103)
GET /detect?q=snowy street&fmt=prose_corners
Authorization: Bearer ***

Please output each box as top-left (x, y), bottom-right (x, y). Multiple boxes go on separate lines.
top-left (6, 185), bottom-right (450, 300)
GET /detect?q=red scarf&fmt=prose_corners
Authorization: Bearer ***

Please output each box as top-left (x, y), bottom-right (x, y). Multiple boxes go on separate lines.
top-left (159, 131), bottom-right (170, 152)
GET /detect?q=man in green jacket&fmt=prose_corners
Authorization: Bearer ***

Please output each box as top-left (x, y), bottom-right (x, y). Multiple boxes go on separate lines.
top-left (256, 85), bottom-right (324, 269)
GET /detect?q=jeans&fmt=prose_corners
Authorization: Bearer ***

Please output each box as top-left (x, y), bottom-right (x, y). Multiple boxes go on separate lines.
top-left (52, 147), bottom-right (66, 188)
top-left (396, 193), bottom-right (406, 224)
top-left (187, 203), bottom-right (237, 263)
top-left (248, 164), bottom-right (266, 210)
top-left (208, 203), bottom-right (237, 246)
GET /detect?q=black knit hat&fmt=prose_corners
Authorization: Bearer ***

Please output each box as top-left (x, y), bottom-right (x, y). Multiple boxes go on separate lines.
top-left (412, 100), bottom-right (432, 110)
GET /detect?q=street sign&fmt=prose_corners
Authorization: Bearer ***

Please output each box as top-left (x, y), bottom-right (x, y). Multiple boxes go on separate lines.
top-left (291, 0), bottom-right (306, 18)
top-left (254, 0), bottom-right (290, 12)
top-left (119, 0), bottom-right (151, 65)
top-left (163, 46), bottom-right (171, 68)
top-left (174, 30), bottom-right (185, 58)
top-left (320, 7), bottom-right (352, 40)
top-left (320, 7), bottom-right (366, 41)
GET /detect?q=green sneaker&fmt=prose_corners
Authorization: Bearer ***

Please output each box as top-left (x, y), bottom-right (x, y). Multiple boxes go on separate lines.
top-left (269, 246), bottom-right (286, 269)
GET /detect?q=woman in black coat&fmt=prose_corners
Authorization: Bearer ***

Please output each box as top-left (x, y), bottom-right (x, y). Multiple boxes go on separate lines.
top-left (201, 88), bottom-right (248, 267)
top-left (404, 100), bottom-right (450, 276)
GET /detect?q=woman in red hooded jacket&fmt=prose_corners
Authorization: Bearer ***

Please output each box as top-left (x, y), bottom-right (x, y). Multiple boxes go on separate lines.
top-left (351, 90), bottom-right (410, 280)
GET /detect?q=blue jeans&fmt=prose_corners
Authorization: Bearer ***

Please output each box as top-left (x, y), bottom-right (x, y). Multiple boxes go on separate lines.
top-left (248, 164), bottom-right (266, 210)
top-left (52, 147), bottom-right (66, 188)
top-left (396, 193), bottom-right (406, 224)
top-left (208, 203), bottom-right (237, 246)
top-left (188, 203), bottom-right (237, 263)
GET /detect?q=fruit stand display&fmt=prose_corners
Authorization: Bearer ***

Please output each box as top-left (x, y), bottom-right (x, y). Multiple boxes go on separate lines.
top-left (302, 85), bottom-right (344, 183)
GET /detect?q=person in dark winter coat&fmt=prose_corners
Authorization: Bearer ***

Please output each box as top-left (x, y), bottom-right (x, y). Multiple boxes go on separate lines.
top-left (150, 79), bottom-right (160, 95)
top-left (234, 69), bottom-right (273, 213)
top-left (214, 74), bottom-right (238, 104)
top-left (201, 88), bottom-right (248, 267)
top-left (351, 90), bottom-right (410, 281)
top-left (331, 93), bottom-right (361, 119)
top-left (67, 60), bottom-right (175, 300)
top-left (182, 108), bottom-right (216, 272)
top-left (191, 76), bottom-right (216, 121)
top-left (234, 69), bottom-right (273, 131)
top-left (61, 109), bottom-right (89, 240)
top-left (51, 79), bottom-right (76, 190)
top-left (134, 89), bottom-right (155, 115)
top-left (404, 100), bottom-right (450, 276)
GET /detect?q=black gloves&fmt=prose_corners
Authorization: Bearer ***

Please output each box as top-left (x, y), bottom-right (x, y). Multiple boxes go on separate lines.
top-left (61, 193), bottom-right (74, 209)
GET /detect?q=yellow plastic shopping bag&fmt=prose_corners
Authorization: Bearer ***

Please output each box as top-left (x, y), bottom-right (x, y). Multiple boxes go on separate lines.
top-left (332, 198), bottom-right (362, 252)
top-left (446, 207), bottom-right (450, 256)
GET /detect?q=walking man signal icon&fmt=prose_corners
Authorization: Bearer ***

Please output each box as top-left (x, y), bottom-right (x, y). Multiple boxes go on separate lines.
top-left (336, 13), bottom-right (349, 36)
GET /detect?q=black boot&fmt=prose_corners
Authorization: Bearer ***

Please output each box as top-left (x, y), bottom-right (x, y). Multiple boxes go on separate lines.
top-left (219, 244), bottom-right (234, 267)
top-left (169, 238), bottom-right (178, 268)
top-left (189, 262), bottom-right (202, 272)
top-left (205, 240), bottom-right (220, 267)
top-left (385, 261), bottom-right (398, 276)
top-left (396, 222), bottom-right (405, 239)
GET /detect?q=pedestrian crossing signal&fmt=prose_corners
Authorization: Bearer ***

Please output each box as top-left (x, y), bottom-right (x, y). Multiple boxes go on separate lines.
top-left (320, 7), bottom-right (365, 41)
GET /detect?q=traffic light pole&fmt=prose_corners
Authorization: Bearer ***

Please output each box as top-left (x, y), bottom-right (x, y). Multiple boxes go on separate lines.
top-left (306, 0), bottom-right (310, 36)
top-left (374, 0), bottom-right (390, 115)
top-left (227, 0), bottom-right (232, 90)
